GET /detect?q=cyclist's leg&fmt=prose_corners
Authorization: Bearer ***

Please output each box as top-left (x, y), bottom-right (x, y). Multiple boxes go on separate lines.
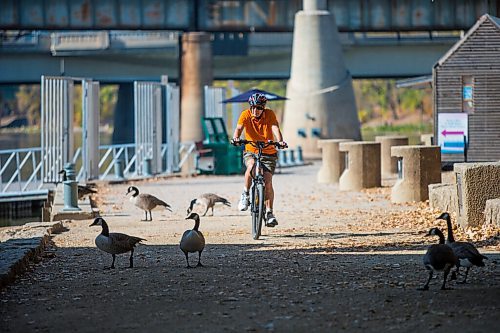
top-left (239, 153), bottom-right (255, 211)
top-left (263, 171), bottom-right (274, 211)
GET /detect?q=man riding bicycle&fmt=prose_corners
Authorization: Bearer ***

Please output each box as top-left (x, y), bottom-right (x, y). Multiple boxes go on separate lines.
top-left (231, 92), bottom-right (287, 227)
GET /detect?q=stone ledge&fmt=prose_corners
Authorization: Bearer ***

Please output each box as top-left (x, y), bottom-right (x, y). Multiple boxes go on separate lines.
top-left (0, 221), bottom-right (64, 289)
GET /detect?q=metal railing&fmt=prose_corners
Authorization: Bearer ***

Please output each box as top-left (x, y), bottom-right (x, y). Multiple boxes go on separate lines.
top-left (0, 147), bottom-right (44, 194)
top-left (1, 141), bottom-right (197, 195)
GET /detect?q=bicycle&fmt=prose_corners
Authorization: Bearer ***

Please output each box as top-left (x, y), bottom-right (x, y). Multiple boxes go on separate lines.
top-left (231, 139), bottom-right (287, 240)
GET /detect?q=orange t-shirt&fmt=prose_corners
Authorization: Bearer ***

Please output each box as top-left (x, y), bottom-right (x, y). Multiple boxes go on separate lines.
top-left (237, 108), bottom-right (279, 154)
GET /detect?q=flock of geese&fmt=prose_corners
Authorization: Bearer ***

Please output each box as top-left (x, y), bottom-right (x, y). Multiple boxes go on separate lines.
top-left (421, 212), bottom-right (488, 290)
top-left (89, 186), bottom-right (230, 269)
top-left (88, 185), bottom-right (488, 290)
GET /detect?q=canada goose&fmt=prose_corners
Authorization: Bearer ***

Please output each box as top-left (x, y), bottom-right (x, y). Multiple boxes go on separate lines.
top-left (437, 212), bottom-right (488, 283)
top-left (126, 186), bottom-right (172, 221)
top-left (187, 193), bottom-right (231, 216)
top-left (180, 212), bottom-right (206, 268)
top-left (419, 227), bottom-right (458, 291)
top-left (89, 217), bottom-right (145, 269)
top-left (58, 169), bottom-right (97, 200)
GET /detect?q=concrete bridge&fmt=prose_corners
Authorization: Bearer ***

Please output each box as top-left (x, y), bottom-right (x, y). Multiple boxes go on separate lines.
top-left (0, 0), bottom-right (497, 81)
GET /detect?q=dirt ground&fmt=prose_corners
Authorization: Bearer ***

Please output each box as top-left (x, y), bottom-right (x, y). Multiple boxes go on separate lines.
top-left (1, 163), bottom-right (499, 332)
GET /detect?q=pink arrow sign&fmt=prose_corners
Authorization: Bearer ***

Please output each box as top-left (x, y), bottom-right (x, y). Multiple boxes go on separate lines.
top-left (441, 129), bottom-right (464, 137)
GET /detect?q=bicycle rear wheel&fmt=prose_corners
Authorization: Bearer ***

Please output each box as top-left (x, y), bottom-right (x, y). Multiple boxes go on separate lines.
top-left (251, 183), bottom-right (265, 240)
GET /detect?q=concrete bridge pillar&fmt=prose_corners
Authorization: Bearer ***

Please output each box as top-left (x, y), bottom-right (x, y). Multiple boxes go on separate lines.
top-left (282, 0), bottom-right (361, 159)
top-left (180, 32), bottom-right (213, 142)
top-left (390, 145), bottom-right (441, 203)
top-left (375, 135), bottom-right (409, 177)
top-left (317, 139), bottom-right (352, 183)
top-left (339, 142), bottom-right (381, 191)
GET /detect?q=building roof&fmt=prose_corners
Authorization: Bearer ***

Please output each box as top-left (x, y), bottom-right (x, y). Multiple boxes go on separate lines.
top-left (435, 14), bottom-right (500, 68)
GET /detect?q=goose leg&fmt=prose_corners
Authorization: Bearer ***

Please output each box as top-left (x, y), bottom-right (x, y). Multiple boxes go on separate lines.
top-left (458, 267), bottom-right (471, 284)
top-left (110, 254), bottom-right (116, 269)
top-left (202, 206), bottom-right (208, 217)
top-left (184, 252), bottom-right (192, 268)
top-left (441, 268), bottom-right (452, 290)
top-left (419, 271), bottom-right (433, 290)
top-left (129, 249), bottom-right (134, 268)
top-left (211, 206), bottom-right (214, 216)
top-left (196, 251), bottom-right (204, 267)
top-left (149, 211), bottom-right (153, 221)
top-left (142, 211), bottom-right (148, 221)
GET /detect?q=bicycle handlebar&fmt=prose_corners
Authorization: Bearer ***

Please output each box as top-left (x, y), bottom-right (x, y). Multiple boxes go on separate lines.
top-left (231, 139), bottom-right (288, 150)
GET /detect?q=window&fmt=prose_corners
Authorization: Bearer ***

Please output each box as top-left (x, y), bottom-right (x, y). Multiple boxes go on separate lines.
top-left (462, 76), bottom-right (474, 113)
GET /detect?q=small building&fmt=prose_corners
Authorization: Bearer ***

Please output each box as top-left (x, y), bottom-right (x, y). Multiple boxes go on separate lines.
top-left (433, 14), bottom-right (500, 163)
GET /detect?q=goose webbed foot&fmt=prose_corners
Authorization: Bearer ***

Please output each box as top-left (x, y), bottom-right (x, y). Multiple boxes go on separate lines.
top-left (186, 265), bottom-right (193, 269)
top-left (418, 285), bottom-right (429, 291)
top-left (457, 280), bottom-right (468, 284)
top-left (196, 262), bottom-right (204, 267)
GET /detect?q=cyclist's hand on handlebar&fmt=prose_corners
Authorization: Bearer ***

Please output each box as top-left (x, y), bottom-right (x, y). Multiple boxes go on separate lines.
top-left (277, 141), bottom-right (288, 149)
top-left (231, 137), bottom-right (242, 146)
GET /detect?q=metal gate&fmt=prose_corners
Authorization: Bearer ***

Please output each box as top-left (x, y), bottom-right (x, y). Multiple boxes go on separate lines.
top-left (81, 79), bottom-right (100, 181)
top-left (204, 86), bottom-right (226, 120)
top-left (41, 76), bottom-right (74, 183)
top-left (165, 84), bottom-right (180, 173)
top-left (134, 81), bottom-right (163, 175)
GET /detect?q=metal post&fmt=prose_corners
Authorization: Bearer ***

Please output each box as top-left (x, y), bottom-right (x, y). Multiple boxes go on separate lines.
top-left (62, 163), bottom-right (80, 211)
top-left (289, 149), bottom-right (296, 165)
top-left (296, 146), bottom-right (304, 165)
top-left (143, 158), bottom-right (153, 176)
top-left (114, 159), bottom-right (125, 179)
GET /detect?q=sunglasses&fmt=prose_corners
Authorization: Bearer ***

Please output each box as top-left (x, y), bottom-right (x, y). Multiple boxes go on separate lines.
top-left (252, 106), bottom-right (264, 111)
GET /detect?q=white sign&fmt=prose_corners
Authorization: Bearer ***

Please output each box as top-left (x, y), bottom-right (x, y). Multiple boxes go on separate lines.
top-left (437, 113), bottom-right (468, 154)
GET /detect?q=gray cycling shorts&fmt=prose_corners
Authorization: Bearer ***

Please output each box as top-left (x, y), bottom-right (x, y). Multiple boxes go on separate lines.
top-left (243, 151), bottom-right (278, 174)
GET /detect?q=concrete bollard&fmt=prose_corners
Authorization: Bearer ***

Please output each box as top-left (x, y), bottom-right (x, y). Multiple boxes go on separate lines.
top-left (375, 135), bottom-right (409, 177)
top-left (317, 139), bottom-right (352, 184)
top-left (114, 159), bottom-right (125, 180)
top-left (143, 158), bottom-right (153, 176)
top-left (390, 145), bottom-right (441, 203)
top-left (420, 134), bottom-right (434, 146)
top-left (454, 162), bottom-right (500, 227)
top-left (339, 142), bottom-right (381, 191)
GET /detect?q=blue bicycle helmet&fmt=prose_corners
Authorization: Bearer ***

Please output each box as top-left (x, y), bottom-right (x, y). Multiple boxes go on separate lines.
top-left (248, 93), bottom-right (267, 107)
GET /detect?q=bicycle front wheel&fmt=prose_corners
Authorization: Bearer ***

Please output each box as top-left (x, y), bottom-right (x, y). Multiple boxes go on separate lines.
top-left (251, 183), bottom-right (265, 240)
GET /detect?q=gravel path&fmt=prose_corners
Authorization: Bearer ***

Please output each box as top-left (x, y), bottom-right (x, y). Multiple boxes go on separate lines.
top-left (1, 163), bottom-right (499, 332)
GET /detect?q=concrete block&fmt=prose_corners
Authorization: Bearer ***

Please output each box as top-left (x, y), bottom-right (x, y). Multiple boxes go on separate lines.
top-left (339, 142), bottom-right (381, 191)
top-left (375, 135), bottom-right (409, 176)
top-left (429, 183), bottom-right (458, 213)
top-left (420, 134), bottom-right (434, 146)
top-left (484, 198), bottom-right (500, 226)
top-left (317, 139), bottom-right (352, 183)
top-left (391, 145), bottom-right (441, 202)
top-left (454, 162), bottom-right (500, 227)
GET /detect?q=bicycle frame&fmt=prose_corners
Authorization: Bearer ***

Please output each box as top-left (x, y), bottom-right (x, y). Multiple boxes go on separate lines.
top-left (233, 140), bottom-right (285, 240)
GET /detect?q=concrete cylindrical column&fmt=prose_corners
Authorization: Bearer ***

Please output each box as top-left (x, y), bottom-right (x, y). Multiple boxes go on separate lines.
top-left (282, 1), bottom-right (361, 159)
top-left (180, 32), bottom-right (213, 142)
top-left (454, 162), bottom-right (500, 227)
top-left (375, 135), bottom-right (409, 177)
top-left (391, 145), bottom-right (441, 203)
top-left (317, 139), bottom-right (352, 183)
top-left (303, 0), bottom-right (327, 11)
top-left (339, 142), bottom-right (381, 191)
